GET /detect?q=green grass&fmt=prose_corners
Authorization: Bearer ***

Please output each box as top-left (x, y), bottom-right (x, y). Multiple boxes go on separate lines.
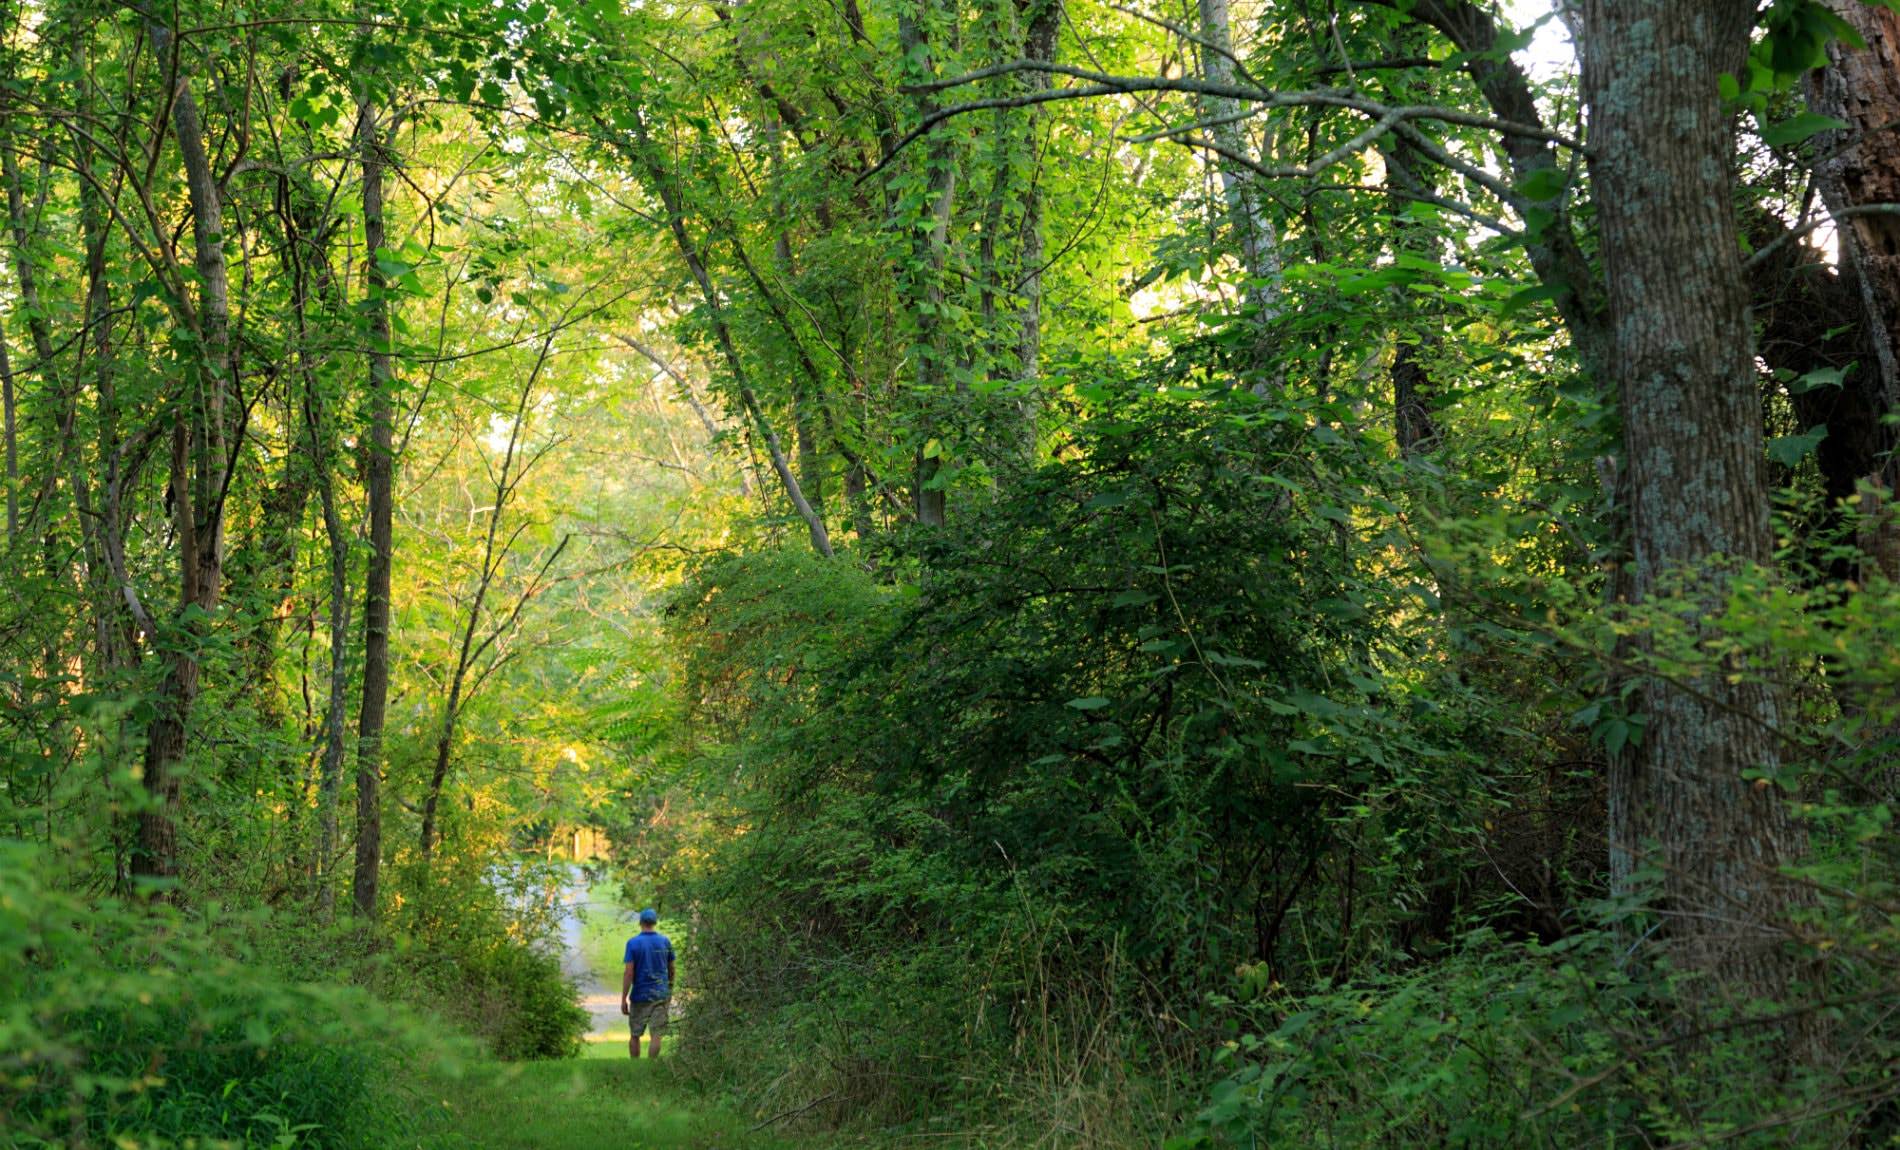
top-left (422, 1058), bottom-right (819, 1149)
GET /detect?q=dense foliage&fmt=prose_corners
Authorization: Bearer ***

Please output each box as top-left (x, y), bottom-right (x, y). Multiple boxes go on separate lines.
top-left (6, 0), bottom-right (1900, 1146)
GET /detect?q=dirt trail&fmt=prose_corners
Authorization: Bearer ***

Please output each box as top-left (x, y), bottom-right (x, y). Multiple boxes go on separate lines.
top-left (556, 865), bottom-right (626, 1038)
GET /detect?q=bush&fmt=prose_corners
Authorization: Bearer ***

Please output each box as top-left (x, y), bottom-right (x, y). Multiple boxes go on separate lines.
top-left (376, 856), bottom-right (589, 1061)
top-left (1177, 927), bottom-right (1900, 1149)
top-left (0, 841), bottom-right (443, 1149)
top-left (657, 396), bottom-right (1500, 1139)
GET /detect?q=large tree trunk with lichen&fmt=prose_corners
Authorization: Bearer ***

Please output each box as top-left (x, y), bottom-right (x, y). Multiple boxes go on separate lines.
top-left (1581, 0), bottom-right (1808, 998)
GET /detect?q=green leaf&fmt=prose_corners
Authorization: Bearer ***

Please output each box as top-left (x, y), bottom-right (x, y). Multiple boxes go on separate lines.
top-left (1515, 166), bottom-right (1568, 202)
top-left (1759, 111), bottom-right (1849, 148)
top-left (1789, 365), bottom-right (1848, 394)
top-left (1066, 696), bottom-right (1111, 711)
top-left (1767, 425), bottom-right (1829, 466)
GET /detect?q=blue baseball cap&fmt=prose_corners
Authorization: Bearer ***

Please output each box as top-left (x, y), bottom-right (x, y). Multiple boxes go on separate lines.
top-left (639, 907), bottom-right (658, 925)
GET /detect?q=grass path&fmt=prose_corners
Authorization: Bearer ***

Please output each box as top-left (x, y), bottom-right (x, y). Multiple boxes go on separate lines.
top-left (425, 1051), bottom-right (805, 1150)
top-left (417, 867), bottom-right (813, 1149)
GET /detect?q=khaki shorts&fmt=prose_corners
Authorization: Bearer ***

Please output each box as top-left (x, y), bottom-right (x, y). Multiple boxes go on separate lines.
top-left (628, 997), bottom-right (670, 1037)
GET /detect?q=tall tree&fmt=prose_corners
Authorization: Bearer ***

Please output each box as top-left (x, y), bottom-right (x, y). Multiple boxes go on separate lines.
top-left (1807, 1), bottom-right (1900, 579)
top-left (418, 333), bottom-right (569, 857)
top-left (626, 109), bottom-right (833, 558)
top-left (354, 93), bottom-right (394, 916)
top-left (1197, 0), bottom-right (1282, 384)
top-left (1579, 0), bottom-right (1807, 995)
top-left (134, 20), bottom-right (242, 887)
top-left (897, 0), bottom-right (959, 527)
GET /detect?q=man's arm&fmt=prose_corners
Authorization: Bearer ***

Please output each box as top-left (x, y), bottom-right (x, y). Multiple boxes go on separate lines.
top-left (621, 961), bottom-right (634, 1014)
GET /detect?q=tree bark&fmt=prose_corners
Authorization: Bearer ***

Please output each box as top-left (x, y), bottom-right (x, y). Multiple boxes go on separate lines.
top-left (135, 20), bottom-right (238, 889)
top-left (1, 313), bottom-right (14, 545)
top-left (282, 151), bottom-right (352, 917)
top-left (1580, 0), bottom-right (1807, 995)
top-left (1391, 341), bottom-right (1439, 457)
top-left (1011, 0), bottom-right (1058, 458)
top-left (1807, 2), bottom-right (1900, 579)
top-left (353, 95), bottom-right (393, 916)
top-left (1381, 130), bottom-right (1440, 458)
top-left (1810, 3), bottom-right (1900, 407)
top-left (70, 44), bottom-right (134, 675)
top-left (1198, 0), bottom-right (1283, 381)
top-left (898, 0), bottom-right (958, 527)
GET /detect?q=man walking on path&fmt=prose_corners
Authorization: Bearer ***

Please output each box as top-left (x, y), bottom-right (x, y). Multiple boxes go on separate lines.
top-left (621, 907), bottom-right (674, 1059)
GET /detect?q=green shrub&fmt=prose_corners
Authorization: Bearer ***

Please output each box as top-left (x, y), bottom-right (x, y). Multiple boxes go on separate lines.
top-left (1176, 928), bottom-right (1897, 1149)
top-left (377, 856), bottom-right (588, 1061)
top-left (0, 840), bottom-right (442, 1149)
top-left (656, 396), bottom-right (1524, 1139)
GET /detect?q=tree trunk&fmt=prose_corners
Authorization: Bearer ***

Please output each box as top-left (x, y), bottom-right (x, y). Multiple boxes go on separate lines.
top-left (1, 139), bottom-right (56, 371)
top-left (1, 312), bottom-right (14, 545)
top-left (1580, 0), bottom-right (1807, 995)
top-left (418, 675), bottom-right (465, 860)
top-left (1811, 2), bottom-right (1900, 406)
top-left (283, 152), bottom-right (352, 918)
top-left (1382, 132), bottom-right (1440, 458)
top-left (419, 337), bottom-right (564, 857)
top-left (898, 0), bottom-right (957, 527)
top-left (1197, 0), bottom-right (1282, 381)
top-left (353, 95), bottom-right (393, 917)
top-left (71, 45), bottom-right (135, 677)
top-left (1808, 1), bottom-right (1900, 576)
top-left (135, 21), bottom-right (238, 889)
top-left (1392, 341), bottom-right (1439, 458)
top-left (309, 390), bottom-right (351, 916)
top-left (1403, 0), bottom-right (1610, 381)
top-left (1011, 0), bottom-right (1058, 459)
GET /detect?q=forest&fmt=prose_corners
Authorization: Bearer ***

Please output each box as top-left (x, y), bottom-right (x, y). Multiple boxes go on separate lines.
top-left (5, 0), bottom-right (1900, 1145)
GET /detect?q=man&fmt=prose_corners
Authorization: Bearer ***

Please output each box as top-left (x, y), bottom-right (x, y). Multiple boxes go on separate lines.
top-left (620, 907), bottom-right (674, 1059)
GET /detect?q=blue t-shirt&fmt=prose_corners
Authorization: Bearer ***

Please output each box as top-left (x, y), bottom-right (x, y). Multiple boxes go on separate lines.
top-left (623, 931), bottom-right (674, 1002)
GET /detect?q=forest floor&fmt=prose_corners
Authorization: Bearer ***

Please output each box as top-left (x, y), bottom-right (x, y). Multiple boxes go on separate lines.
top-left (419, 868), bottom-right (811, 1149)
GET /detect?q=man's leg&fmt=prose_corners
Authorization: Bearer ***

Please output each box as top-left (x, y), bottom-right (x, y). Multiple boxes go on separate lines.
top-left (630, 1001), bottom-right (657, 1058)
top-left (646, 1000), bottom-right (668, 1059)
